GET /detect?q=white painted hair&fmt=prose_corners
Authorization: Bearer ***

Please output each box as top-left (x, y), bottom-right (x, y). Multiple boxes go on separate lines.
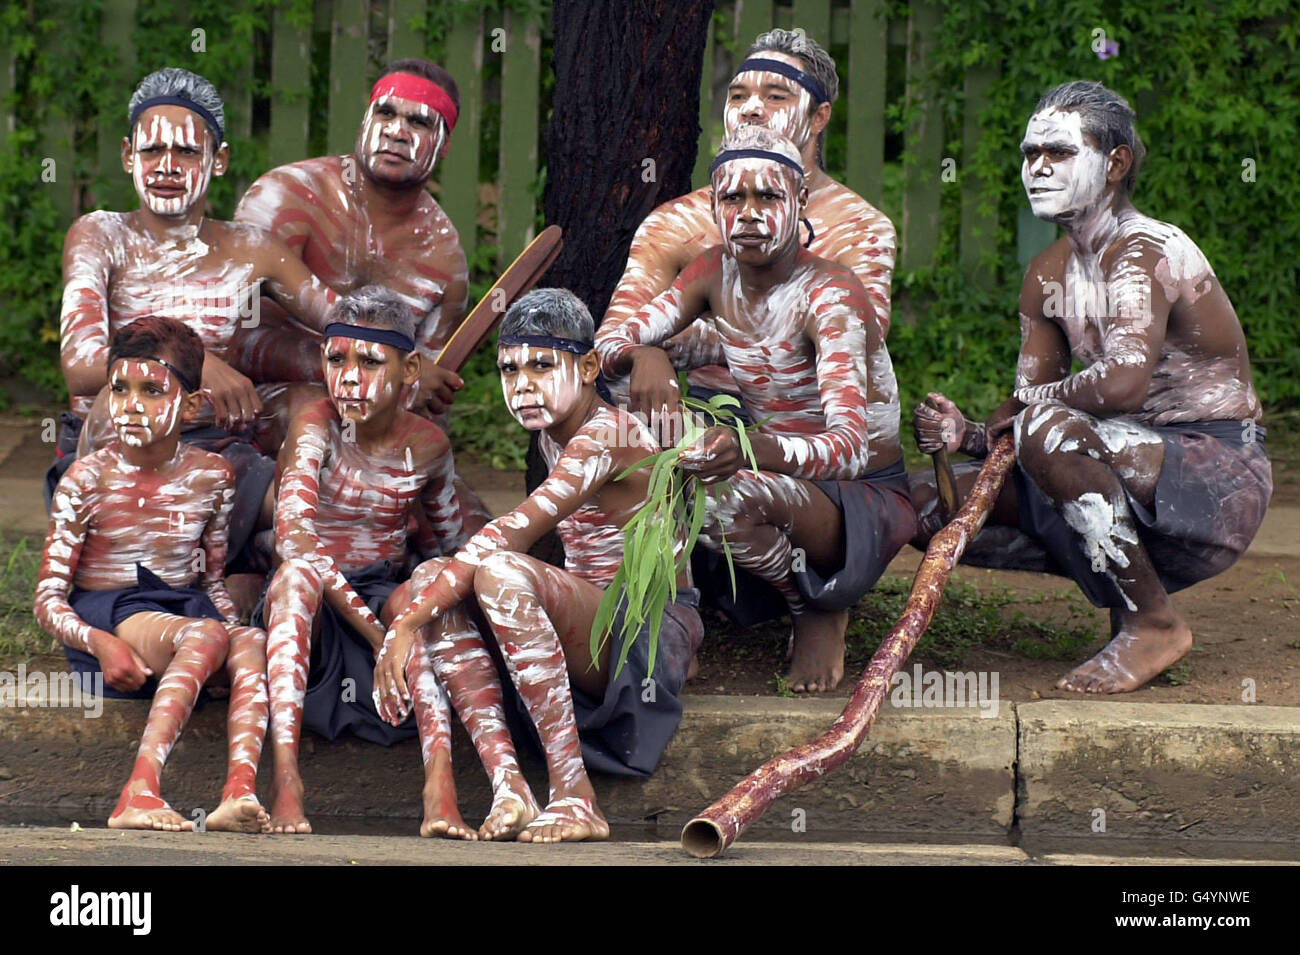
top-left (747, 27), bottom-right (839, 168)
top-left (329, 285), bottom-right (418, 340)
top-left (128, 67), bottom-right (226, 141)
top-left (1034, 80), bottom-right (1146, 194)
top-left (500, 288), bottom-right (594, 344)
top-left (715, 125), bottom-right (804, 175)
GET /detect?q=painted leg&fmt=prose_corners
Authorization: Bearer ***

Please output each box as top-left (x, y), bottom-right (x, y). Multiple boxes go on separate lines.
top-left (264, 558), bottom-right (323, 833)
top-left (426, 604), bottom-right (539, 840)
top-left (405, 627), bottom-right (475, 841)
top-left (108, 614), bottom-right (228, 831)
top-left (207, 625), bottom-right (270, 833)
top-left (474, 552), bottom-right (609, 843)
top-left (700, 471), bottom-right (847, 693)
top-left (1015, 403), bottom-right (1191, 693)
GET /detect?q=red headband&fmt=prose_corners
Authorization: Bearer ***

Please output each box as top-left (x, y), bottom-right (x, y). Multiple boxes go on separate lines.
top-left (369, 73), bottom-right (458, 133)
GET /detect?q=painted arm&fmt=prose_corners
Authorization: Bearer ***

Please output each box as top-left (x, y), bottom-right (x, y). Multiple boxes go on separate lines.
top-left (595, 251), bottom-right (717, 378)
top-left (414, 440), bottom-right (468, 557)
top-left (821, 201), bottom-right (897, 338)
top-left (274, 409), bottom-right (385, 641)
top-left (198, 467), bottom-right (240, 622)
top-left (260, 235), bottom-right (337, 335)
top-left (1014, 242), bottom-right (1169, 415)
top-left (59, 214), bottom-right (115, 401)
top-left (33, 465), bottom-right (96, 652)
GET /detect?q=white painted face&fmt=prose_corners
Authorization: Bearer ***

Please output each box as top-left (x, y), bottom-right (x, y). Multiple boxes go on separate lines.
top-left (724, 51), bottom-right (816, 149)
top-left (712, 158), bottom-right (803, 260)
top-left (108, 359), bottom-right (186, 447)
top-left (324, 334), bottom-right (403, 424)
top-left (498, 344), bottom-right (585, 431)
top-left (1020, 108), bottom-right (1110, 222)
top-left (130, 105), bottom-right (218, 217)
top-left (357, 92), bottom-right (446, 185)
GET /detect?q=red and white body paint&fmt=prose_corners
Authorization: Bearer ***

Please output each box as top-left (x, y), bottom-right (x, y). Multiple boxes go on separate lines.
top-left (129, 111), bottom-right (216, 217)
top-left (604, 52), bottom-right (895, 396)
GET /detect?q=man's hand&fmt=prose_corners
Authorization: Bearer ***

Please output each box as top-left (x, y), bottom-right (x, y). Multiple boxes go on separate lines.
top-left (411, 364), bottom-right (464, 418)
top-left (90, 630), bottom-right (153, 692)
top-left (986, 396), bottom-right (1026, 441)
top-left (628, 347), bottom-right (684, 446)
top-left (202, 353), bottom-right (263, 432)
top-left (372, 622), bottom-right (417, 725)
top-left (913, 392), bottom-right (965, 455)
top-left (678, 426), bottom-right (743, 484)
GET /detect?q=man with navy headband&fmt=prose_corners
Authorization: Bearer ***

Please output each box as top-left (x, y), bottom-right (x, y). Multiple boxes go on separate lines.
top-left (256, 285), bottom-right (469, 833)
top-left (233, 57), bottom-right (491, 536)
top-left (603, 27), bottom-right (897, 440)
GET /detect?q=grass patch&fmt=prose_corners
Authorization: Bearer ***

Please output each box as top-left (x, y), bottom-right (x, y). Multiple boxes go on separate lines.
top-left (847, 574), bottom-right (1099, 671)
top-left (0, 534), bottom-right (55, 662)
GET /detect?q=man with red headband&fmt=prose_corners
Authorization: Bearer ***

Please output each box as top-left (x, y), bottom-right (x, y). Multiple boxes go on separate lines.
top-left (232, 57), bottom-right (489, 533)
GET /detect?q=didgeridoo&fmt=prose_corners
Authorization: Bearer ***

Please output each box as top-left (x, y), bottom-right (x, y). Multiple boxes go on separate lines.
top-left (680, 432), bottom-right (1017, 859)
top-left (435, 224), bottom-right (563, 372)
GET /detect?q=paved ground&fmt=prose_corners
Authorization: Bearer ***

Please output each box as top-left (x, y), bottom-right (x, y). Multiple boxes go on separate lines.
top-left (1, 826), bottom-right (1293, 866)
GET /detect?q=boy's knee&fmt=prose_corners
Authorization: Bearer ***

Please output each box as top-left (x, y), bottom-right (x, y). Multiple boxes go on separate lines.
top-left (474, 551), bottom-right (531, 594)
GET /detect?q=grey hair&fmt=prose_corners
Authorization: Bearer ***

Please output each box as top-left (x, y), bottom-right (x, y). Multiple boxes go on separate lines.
top-left (1034, 80), bottom-right (1146, 194)
top-left (128, 68), bottom-right (227, 143)
top-left (329, 285), bottom-right (418, 341)
top-left (714, 125), bottom-right (804, 178)
top-left (746, 27), bottom-right (839, 168)
top-left (500, 288), bottom-right (594, 344)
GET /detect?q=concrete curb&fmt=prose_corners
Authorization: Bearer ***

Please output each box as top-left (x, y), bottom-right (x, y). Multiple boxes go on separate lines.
top-left (1, 692), bottom-right (1296, 843)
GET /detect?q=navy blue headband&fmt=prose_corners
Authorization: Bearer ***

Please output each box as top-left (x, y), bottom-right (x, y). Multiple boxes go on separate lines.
top-left (710, 148), bottom-right (805, 179)
top-left (735, 57), bottom-right (829, 105)
top-left (129, 95), bottom-right (225, 144)
top-left (498, 334), bottom-right (593, 355)
top-left (324, 322), bottom-right (415, 352)
top-left (497, 334), bottom-right (612, 402)
top-left (110, 356), bottom-right (199, 394)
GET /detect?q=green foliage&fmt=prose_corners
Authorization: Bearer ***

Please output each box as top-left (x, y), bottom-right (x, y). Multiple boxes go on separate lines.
top-left (848, 575), bottom-right (1099, 670)
top-left (868, 0), bottom-right (1300, 418)
top-left (0, 536), bottom-right (53, 662)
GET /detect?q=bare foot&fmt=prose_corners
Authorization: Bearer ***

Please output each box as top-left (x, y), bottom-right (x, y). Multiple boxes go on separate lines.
top-left (479, 778), bottom-right (541, 841)
top-left (420, 778), bottom-right (477, 841)
top-left (206, 794), bottom-right (271, 834)
top-left (108, 791), bottom-right (193, 832)
top-left (518, 795), bottom-right (609, 844)
top-left (1057, 608), bottom-right (1193, 694)
top-left (787, 609), bottom-right (848, 693)
top-left (268, 776), bottom-right (311, 834)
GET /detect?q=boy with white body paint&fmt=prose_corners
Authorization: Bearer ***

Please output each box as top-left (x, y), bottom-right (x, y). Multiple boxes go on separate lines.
top-left (596, 128), bottom-right (915, 693)
top-left (374, 288), bottom-right (703, 843)
top-left (259, 287), bottom-right (468, 834)
top-left (54, 67), bottom-right (337, 569)
top-left (35, 317), bottom-right (270, 833)
top-left (602, 27), bottom-right (896, 437)
top-left (912, 81), bottom-right (1272, 693)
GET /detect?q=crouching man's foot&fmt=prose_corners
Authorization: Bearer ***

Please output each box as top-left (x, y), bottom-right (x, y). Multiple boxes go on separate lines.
top-left (1057, 607), bottom-right (1193, 694)
top-left (479, 777), bottom-right (540, 841)
top-left (519, 795), bottom-right (609, 844)
top-left (787, 608), bottom-right (849, 693)
top-left (207, 794), bottom-right (271, 833)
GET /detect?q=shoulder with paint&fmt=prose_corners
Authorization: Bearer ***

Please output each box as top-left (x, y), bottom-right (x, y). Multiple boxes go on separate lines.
top-left (1024, 237), bottom-right (1072, 288)
top-left (1107, 212), bottom-right (1214, 286)
top-left (814, 178), bottom-right (896, 236)
top-left (175, 442), bottom-right (235, 485)
top-left (638, 186), bottom-right (715, 240)
top-left (398, 409), bottom-right (451, 462)
top-left (64, 209), bottom-right (130, 250)
top-left (236, 156), bottom-right (343, 223)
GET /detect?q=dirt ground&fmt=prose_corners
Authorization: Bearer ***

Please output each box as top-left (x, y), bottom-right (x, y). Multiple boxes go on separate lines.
top-left (2, 402), bottom-right (1297, 706)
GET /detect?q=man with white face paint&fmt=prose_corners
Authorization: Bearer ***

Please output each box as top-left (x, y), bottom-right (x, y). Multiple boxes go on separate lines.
top-left (51, 67), bottom-right (338, 567)
top-left (601, 27), bottom-right (896, 442)
top-left (911, 80), bottom-right (1272, 694)
top-left (233, 57), bottom-right (490, 536)
top-left (597, 128), bottom-right (914, 694)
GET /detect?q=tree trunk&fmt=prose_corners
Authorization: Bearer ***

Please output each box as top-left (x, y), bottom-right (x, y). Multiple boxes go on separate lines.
top-left (528, 0), bottom-right (714, 565)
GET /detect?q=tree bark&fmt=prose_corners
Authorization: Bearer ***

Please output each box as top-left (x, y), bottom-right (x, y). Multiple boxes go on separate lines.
top-left (528, 0), bottom-right (715, 565)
